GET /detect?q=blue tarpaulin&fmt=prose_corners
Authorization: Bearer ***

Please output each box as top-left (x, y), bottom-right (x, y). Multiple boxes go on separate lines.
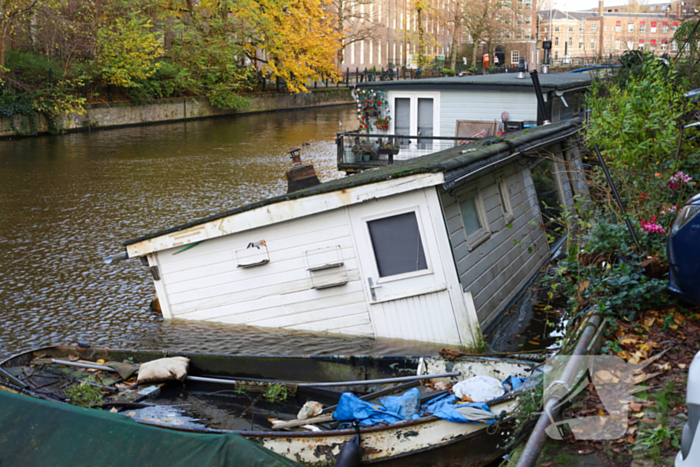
top-left (333, 386), bottom-right (508, 427)
top-left (333, 377), bottom-right (528, 427)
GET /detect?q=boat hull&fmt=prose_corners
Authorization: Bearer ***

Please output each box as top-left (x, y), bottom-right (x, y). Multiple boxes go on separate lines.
top-left (0, 346), bottom-right (532, 466)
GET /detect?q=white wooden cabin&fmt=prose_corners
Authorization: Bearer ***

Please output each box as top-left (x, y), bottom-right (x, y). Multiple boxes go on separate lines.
top-left (339, 72), bottom-right (592, 172)
top-left (118, 118), bottom-right (586, 348)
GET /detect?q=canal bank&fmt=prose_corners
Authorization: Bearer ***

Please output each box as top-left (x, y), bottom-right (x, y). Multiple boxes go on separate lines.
top-left (0, 88), bottom-right (352, 139)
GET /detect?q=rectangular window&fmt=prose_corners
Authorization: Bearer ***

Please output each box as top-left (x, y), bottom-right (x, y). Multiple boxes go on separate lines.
top-left (591, 23), bottom-right (598, 32)
top-left (579, 23), bottom-right (585, 32)
top-left (555, 25), bottom-right (560, 32)
top-left (394, 97), bottom-right (410, 142)
top-left (673, 22), bottom-right (679, 32)
top-left (569, 37), bottom-right (573, 47)
top-left (459, 190), bottom-right (488, 246)
top-left (369, 39), bottom-right (373, 64)
top-left (360, 40), bottom-right (365, 64)
top-left (579, 38), bottom-right (584, 49)
top-left (511, 50), bottom-right (520, 64)
top-left (591, 38), bottom-right (596, 49)
top-left (367, 212), bottom-right (427, 278)
top-left (627, 40), bottom-right (633, 50)
top-left (651, 22), bottom-right (657, 33)
top-left (672, 41), bottom-right (678, 51)
top-left (604, 25), bottom-right (607, 31)
top-left (555, 36), bottom-right (560, 46)
top-left (628, 22), bottom-right (634, 33)
top-left (525, 0), bottom-right (532, 8)
top-left (662, 22), bottom-right (668, 33)
top-left (616, 22), bottom-right (621, 32)
top-left (498, 178), bottom-right (513, 223)
top-left (640, 21), bottom-right (646, 33)
top-left (554, 51), bottom-right (559, 60)
top-left (350, 42), bottom-right (355, 64)
top-left (568, 25), bottom-right (573, 32)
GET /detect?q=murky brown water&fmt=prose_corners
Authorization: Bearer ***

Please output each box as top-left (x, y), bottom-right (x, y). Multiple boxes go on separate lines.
top-left (0, 106), bottom-right (445, 359)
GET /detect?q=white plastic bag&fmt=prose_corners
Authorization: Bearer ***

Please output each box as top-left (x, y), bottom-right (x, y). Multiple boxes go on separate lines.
top-left (452, 375), bottom-right (505, 402)
top-left (137, 357), bottom-right (190, 384)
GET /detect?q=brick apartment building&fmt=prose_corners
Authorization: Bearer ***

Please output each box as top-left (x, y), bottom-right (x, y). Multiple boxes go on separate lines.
top-left (342, 0), bottom-right (539, 70)
top-left (537, 1), bottom-right (689, 62)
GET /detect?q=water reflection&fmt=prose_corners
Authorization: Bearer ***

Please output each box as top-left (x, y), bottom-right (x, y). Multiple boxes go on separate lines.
top-left (0, 106), bottom-right (445, 359)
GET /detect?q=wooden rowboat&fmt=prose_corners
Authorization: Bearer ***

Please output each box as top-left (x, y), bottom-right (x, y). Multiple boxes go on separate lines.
top-left (0, 346), bottom-right (537, 466)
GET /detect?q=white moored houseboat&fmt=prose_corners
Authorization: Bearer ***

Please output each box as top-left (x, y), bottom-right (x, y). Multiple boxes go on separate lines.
top-left (111, 111), bottom-right (588, 348)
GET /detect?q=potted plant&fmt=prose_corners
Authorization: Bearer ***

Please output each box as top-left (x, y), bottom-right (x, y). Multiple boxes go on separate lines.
top-left (375, 116), bottom-right (390, 130)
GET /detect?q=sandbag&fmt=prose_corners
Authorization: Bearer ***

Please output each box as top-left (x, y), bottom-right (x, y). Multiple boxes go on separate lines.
top-left (137, 357), bottom-right (190, 384)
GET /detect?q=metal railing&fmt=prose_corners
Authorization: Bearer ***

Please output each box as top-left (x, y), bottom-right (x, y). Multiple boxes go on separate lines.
top-left (336, 132), bottom-right (485, 171)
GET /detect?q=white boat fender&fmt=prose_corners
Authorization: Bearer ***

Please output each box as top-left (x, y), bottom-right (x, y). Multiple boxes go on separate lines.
top-left (334, 432), bottom-right (362, 467)
top-left (137, 357), bottom-right (190, 385)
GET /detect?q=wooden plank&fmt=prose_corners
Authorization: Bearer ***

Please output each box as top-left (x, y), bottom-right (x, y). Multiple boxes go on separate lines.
top-left (271, 414), bottom-right (335, 430)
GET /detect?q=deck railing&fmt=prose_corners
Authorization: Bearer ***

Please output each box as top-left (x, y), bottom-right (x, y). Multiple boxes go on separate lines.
top-left (336, 132), bottom-right (485, 172)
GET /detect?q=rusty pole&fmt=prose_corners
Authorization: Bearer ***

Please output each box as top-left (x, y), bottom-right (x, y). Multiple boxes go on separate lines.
top-left (515, 312), bottom-right (602, 467)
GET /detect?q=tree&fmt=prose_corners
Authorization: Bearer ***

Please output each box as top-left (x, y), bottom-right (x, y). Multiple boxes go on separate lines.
top-left (329, 0), bottom-right (378, 65)
top-left (0, 0), bottom-right (39, 78)
top-left (97, 16), bottom-right (163, 88)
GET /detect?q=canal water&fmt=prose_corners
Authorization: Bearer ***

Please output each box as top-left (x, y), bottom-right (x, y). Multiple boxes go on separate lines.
top-left (0, 106), bottom-right (447, 359)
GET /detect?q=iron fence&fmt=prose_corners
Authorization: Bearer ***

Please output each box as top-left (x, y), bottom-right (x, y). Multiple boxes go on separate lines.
top-left (337, 132), bottom-right (485, 170)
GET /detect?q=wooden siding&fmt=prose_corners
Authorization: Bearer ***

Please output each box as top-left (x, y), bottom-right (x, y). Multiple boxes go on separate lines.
top-left (439, 90), bottom-right (538, 137)
top-left (439, 160), bottom-right (550, 327)
top-left (154, 207), bottom-right (374, 336)
top-left (369, 289), bottom-right (462, 344)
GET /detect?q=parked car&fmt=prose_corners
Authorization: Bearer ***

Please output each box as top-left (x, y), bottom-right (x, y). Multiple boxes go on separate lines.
top-left (667, 193), bottom-right (700, 305)
top-left (676, 351), bottom-right (700, 466)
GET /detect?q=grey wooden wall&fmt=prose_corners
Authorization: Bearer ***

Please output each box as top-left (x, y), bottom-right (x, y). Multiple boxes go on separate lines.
top-left (438, 140), bottom-right (581, 328)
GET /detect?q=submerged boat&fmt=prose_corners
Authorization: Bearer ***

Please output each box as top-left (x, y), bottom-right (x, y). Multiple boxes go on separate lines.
top-left (0, 346), bottom-right (538, 466)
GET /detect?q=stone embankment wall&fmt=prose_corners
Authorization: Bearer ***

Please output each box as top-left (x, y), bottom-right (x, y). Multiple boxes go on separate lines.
top-left (0, 88), bottom-right (352, 138)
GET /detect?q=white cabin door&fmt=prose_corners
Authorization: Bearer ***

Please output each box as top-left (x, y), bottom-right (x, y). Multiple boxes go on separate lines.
top-left (349, 190), bottom-right (463, 345)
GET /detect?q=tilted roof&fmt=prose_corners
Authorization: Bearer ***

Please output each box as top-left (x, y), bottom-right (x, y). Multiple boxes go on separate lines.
top-left (123, 118), bottom-right (582, 247)
top-left (355, 72), bottom-right (593, 93)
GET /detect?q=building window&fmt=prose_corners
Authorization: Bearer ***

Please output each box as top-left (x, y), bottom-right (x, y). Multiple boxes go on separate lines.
top-left (628, 22), bottom-right (634, 33)
top-left (673, 22), bottom-right (679, 32)
top-left (651, 22), bottom-right (657, 33)
top-left (511, 50), bottom-right (520, 64)
top-left (544, 26), bottom-right (549, 33)
top-left (569, 37), bottom-right (573, 47)
top-left (579, 22), bottom-right (585, 32)
top-left (579, 38), bottom-right (584, 49)
top-left (591, 38), bottom-right (596, 49)
top-left (497, 178), bottom-right (513, 223)
top-left (458, 189), bottom-right (490, 248)
top-left (555, 25), bottom-right (560, 32)
top-left (525, 16), bottom-right (531, 25)
top-left (554, 51), bottom-right (559, 60)
top-left (627, 40), bottom-right (633, 50)
top-left (555, 36), bottom-right (559, 46)
top-left (517, 14), bottom-right (523, 25)
top-left (525, 0), bottom-right (532, 8)
top-left (517, 28), bottom-right (523, 39)
top-left (569, 25), bottom-right (574, 32)
top-left (615, 40), bottom-right (621, 51)
top-left (662, 22), bottom-right (668, 33)
top-left (672, 41), bottom-right (678, 51)
top-left (615, 22), bottom-right (621, 32)
top-left (591, 23), bottom-right (598, 32)
top-left (367, 212), bottom-right (428, 278)
top-left (604, 25), bottom-right (608, 31)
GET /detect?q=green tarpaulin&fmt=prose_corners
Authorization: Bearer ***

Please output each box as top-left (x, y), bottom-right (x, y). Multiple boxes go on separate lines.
top-left (0, 390), bottom-right (300, 467)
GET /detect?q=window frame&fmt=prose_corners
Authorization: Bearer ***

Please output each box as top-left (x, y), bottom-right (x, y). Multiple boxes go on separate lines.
top-left (497, 176), bottom-right (514, 224)
top-left (456, 186), bottom-right (491, 251)
top-left (363, 206), bottom-right (435, 284)
top-left (387, 91), bottom-right (441, 137)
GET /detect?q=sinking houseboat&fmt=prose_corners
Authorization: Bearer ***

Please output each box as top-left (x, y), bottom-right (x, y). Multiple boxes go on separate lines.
top-left (339, 71), bottom-right (592, 172)
top-left (108, 115), bottom-right (588, 348)
top-left (0, 345), bottom-right (538, 466)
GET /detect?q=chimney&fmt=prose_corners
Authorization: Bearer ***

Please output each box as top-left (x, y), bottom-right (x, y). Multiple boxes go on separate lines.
top-left (285, 147), bottom-right (320, 193)
top-left (598, 0), bottom-right (603, 16)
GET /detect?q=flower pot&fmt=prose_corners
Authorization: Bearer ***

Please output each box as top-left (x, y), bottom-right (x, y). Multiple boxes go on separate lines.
top-left (375, 123), bottom-right (389, 130)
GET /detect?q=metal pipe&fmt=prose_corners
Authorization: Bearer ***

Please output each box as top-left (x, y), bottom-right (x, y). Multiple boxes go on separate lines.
top-left (529, 70), bottom-right (551, 125)
top-left (52, 359), bottom-right (118, 372)
top-left (0, 367), bottom-right (28, 388)
top-left (187, 371), bottom-right (460, 388)
top-left (515, 313), bottom-right (602, 467)
top-left (103, 251), bottom-right (128, 264)
top-left (592, 145), bottom-right (643, 252)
